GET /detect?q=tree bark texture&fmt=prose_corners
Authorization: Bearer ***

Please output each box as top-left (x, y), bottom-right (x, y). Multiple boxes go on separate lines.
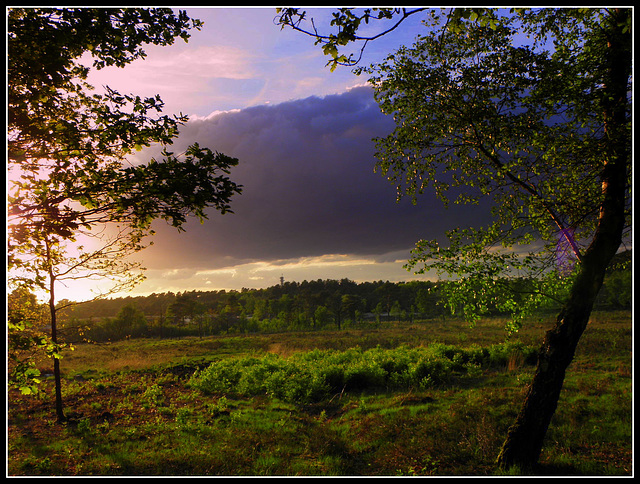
top-left (496, 9), bottom-right (631, 471)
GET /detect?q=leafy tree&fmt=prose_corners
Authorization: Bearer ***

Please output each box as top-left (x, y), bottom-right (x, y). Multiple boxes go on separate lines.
top-left (373, 281), bottom-right (399, 318)
top-left (277, 7), bottom-right (631, 470)
top-left (217, 303), bottom-right (241, 334)
top-left (313, 305), bottom-right (332, 329)
top-left (414, 285), bottom-right (443, 319)
top-left (341, 294), bottom-right (363, 323)
top-left (389, 300), bottom-right (402, 322)
top-left (167, 292), bottom-right (197, 325)
top-left (166, 292), bottom-right (210, 337)
top-left (8, 8), bottom-right (242, 421)
top-left (112, 302), bottom-right (148, 338)
top-left (326, 292), bottom-right (345, 330)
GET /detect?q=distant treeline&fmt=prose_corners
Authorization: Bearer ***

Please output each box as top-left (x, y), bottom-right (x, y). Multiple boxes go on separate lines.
top-left (61, 279), bottom-right (448, 342)
top-left (58, 251), bottom-right (630, 343)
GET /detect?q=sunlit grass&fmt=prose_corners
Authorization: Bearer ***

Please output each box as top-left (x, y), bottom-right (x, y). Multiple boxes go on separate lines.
top-left (9, 311), bottom-right (632, 476)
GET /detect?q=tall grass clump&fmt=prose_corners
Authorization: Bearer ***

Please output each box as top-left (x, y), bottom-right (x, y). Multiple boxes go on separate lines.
top-left (188, 342), bottom-right (536, 404)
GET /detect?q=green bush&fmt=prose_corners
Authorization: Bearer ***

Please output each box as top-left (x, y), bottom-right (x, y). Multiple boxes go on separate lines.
top-left (188, 342), bottom-right (536, 404)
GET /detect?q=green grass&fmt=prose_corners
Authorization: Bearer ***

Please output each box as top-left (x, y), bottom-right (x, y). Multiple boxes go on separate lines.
top-left (7, 311), bottom-right (632, 476)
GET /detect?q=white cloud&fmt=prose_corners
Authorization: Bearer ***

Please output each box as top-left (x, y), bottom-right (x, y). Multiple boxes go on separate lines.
top-left (111, 252), bottom-right (438, 298)
top-left (85, 42), bottom-right (261, 115)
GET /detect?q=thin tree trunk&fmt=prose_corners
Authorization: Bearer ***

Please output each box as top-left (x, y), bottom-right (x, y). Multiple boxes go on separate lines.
top-left (496, 9), bottom-right (630, 470)
top-left (44, 235), bottom-right (66, 423)
top-left (48, 266), bottom-right (66, 423)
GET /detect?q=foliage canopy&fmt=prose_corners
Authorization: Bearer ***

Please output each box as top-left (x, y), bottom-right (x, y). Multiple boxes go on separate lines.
top-left (7, 8), bottom-right (241, 408)
top-left (348, 9), bottom-right (632, 330)
top-left (8, 8), bottom-right (242, 297)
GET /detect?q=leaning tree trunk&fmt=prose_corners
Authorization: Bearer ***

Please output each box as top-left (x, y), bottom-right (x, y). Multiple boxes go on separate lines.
top-left (496, 243), bottom-right (621, 469)
top-left (496, 9), bottom-right (631, 470)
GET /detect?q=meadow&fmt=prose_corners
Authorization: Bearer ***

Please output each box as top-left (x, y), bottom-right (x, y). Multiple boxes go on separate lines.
top-left (7, 311), bottom-right (632, 476)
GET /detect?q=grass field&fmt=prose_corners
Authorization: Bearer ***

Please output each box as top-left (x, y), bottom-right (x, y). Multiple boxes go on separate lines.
top-left (7, 311), bottom-right (632, 476)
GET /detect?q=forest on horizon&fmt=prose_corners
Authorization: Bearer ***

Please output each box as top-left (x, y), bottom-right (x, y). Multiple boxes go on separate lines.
top-left (49, 250), bottom-right (631, 343)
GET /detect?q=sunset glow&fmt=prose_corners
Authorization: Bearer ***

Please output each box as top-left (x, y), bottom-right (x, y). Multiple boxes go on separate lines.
top-left (9, 8), bottom-right (480, 301)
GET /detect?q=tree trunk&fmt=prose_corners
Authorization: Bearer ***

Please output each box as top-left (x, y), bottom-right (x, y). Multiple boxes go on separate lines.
top-left (52, 354), bottom-right (65, 422)
top-left (496, 9), bottom-right (631, 471)
top-left (48, 266), bottom-right (66, 423)
top-left (496, 250), bottom-right (615, 469)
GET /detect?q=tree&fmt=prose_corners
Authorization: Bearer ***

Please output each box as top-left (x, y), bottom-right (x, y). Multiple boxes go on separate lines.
top-left (277, 8), bottom-right (632, 470)
top-left (313, 305), bottom-right (332, 329)
top-left (276, 7), bottom-right (427, 71)
top-left (8, 8), bottom-right (242, 421)
top-left (341, 294), bottom-right (363, 323)
top-left (112, 302), bottom-right (148, 339)
top-left (326, 292), bottom-right (344, 330)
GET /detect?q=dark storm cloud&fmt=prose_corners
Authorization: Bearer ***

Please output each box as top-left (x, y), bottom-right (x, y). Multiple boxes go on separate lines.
top-left (139, 86), bottom-right (487, 270)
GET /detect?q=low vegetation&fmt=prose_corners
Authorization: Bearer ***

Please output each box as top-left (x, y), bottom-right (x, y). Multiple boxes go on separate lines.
top-left (7, 311), bottom-right (631, 476)
top-left (188, 342), bottom-right (538, 404)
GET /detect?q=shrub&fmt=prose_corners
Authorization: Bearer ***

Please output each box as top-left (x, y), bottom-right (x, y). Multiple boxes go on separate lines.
top-left (343, 361), bottom-right (387, 391)
top-left (411, 357), bottom-right (452, 386)
top-left (188, 342), bottom-right (536, 404)
top-left (320, 364), bottom-right (346, 393)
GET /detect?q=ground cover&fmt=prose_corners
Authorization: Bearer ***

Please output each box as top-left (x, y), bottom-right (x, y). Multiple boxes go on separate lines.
top-left (7, 311), bottom-right (632, 476)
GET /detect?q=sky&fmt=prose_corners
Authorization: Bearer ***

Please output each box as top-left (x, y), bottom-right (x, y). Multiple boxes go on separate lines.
top-left (58, 7), bottom-right (494, 301)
